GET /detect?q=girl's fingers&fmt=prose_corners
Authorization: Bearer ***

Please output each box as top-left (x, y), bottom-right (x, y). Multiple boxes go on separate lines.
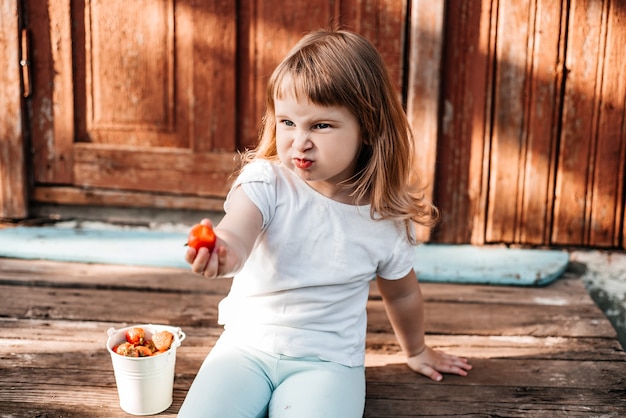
top-left (416, 364), bottom-right (442, 382)
top-left (190, 247), bottom-right (210, 274)
top-left (202, 247), bottom-right (219, 278)
top-left (184, 247), bottom-right (197, 264)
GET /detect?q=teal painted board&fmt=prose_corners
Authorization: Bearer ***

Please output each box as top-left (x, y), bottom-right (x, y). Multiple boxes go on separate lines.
top-left (0, 227), bottom-right (569, 286)
top-left (414, 244), bottom-right (569, 286)
top-left (0, 226), bottom-right (190, 269)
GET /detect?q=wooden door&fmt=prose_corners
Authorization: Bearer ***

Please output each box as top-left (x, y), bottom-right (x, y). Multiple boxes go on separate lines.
top-left (23, 0), bottom-right (409, 214)
top-left (25, 0), bottom-right (239, 212)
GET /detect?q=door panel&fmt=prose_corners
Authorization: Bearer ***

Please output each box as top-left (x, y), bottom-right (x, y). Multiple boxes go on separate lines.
top-left (79, 0), bottom-right (181, 147)
top-left (27, 0), bottom-right (238, 201)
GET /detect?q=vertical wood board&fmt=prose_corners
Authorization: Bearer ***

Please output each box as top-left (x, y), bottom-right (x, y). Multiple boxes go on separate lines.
top-left (435, 0), bottom-right (493, 244)
top-left (487, 0), bottom-right (532, 243)
top-left (0, 0), bottom-right (28, 218)
top-left (190, 0), bottom-right (237, 152)
top-left (406, 0), bottom-right (445, 242)
top-left (28, 0), bottom-right (75, 184)
top-left (486, 0), bottom-right (565, 245)
top-left (516, 0), bottom-right (565, 244)
top-left (338, 0), bottom-right (407, 93)
top-left (587, 0), bottom-right (626, 247)
top-left (553, 0), bottom-right (605, 245)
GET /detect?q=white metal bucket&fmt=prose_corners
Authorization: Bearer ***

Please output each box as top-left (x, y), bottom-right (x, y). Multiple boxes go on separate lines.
top-left (106, 324), bottom-right (186, 415)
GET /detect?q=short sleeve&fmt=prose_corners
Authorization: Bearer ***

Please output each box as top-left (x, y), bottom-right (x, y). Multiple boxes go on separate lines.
top-left (224, 160), bottom-right (277, 229)
top-left (376, 227), bottom-right (415, 280)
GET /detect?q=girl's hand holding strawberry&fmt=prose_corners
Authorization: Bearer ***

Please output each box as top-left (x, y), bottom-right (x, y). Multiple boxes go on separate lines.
top-left (185, 217), bottom-right (249, 279)
top-left (185, 188), bottom-right (264, 280)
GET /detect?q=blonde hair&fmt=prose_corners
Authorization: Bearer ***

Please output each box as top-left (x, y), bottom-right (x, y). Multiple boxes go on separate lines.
top-left (244, 28), bottom-right (438, 242)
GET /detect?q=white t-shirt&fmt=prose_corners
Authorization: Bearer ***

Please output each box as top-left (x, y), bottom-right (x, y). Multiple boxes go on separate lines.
top-left (218, 159), bottom-right (415, 367)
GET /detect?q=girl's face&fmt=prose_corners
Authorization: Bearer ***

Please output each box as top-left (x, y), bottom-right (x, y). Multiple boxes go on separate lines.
top-left (274, 88), bottom-right (362, 203)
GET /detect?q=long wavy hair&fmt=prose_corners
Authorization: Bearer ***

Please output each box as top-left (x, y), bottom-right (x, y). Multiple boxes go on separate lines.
top-left (243, 28), bottom-right (438, 242)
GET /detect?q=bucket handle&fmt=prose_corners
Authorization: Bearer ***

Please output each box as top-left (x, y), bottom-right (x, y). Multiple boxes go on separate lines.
top-left (107, 326), bottom-right (117, 337)
top-left (172, 327), bottom-right (186, 348)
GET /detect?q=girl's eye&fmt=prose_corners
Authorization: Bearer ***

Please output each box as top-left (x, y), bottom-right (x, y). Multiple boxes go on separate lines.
top-left (313, 123), bottom-right (330, 129)
top-left (281, 120), bottom-right (295, 127)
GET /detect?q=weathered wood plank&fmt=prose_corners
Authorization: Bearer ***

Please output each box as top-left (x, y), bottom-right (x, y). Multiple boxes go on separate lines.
top-left (25, 0), bottom-right (240, 211)
top-left (0, 258), bottom-right (595, 307)
top-left (406, 0), bottom-right (445, 242)
top-left (553, 0), bottom-right (607, 245)
top-left (366, 358), bottom-right (626, 388)
top-left (436, 0), bottom-right (494, 244)
top-left (0, 282), bottom-right (614, 338)
top-left (2, 359), bottom-right (624, 417)
top-left (2, 317), bottom-right (623, 365)
top-left (367, 299), bottom-right (616, 338)
top-left (73, 144), bottom-right (239, 197)
top-left (516, 0), bottom-right (565, 245)
top-left (0, 258), bottom-right (229, 294)
top-left (486, 0), bottom-right (565, 245)
top-left (44, 0), bottom-right (74, 183)
top-left (588, 0), bottom-right (626, 247)
top-left (367, 333), bottom-right (626, 362)
top-left (0, 385), bottom-right (184, 417)
top-left (0, 0), bottom-right (28, 219)
top-left (31, 185), bottom-right (228, 212)
top-left (364, 383), bottom-right (626, 417)
top-left (486, 0), bottom-right (532, 243)
top-left (0, 284), bottom-right (222, 326)
top-left (0, 258), bottom-right (615, 339)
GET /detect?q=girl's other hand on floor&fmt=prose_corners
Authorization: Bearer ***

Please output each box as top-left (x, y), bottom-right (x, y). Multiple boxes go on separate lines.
top-left (407, 346), bottom-right (472, 382)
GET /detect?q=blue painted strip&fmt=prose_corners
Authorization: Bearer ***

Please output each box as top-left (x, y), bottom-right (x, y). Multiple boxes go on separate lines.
top-left (414, 244), bottom-right (569, 286)
top-left (0, 227), bottom-right (569, 286)
top-left (0, 226), bottom-right (189, 269)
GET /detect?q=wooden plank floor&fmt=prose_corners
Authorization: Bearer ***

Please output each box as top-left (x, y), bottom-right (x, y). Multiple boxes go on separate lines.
top-left (1, 257), bottom-right (625, 417)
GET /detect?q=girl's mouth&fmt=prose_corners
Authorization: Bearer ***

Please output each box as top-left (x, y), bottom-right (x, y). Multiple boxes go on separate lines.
top-left (294, 158), bottom-right (313, 169)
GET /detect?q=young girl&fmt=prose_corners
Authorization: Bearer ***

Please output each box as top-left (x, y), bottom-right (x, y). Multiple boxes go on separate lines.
top-left (179, 28), bottom-right (471, 418)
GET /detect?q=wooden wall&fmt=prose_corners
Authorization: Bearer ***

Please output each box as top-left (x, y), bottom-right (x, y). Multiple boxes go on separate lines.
top-left (434, 0), bottom-right (626, 249)
top-left (1, 0), bottom-right (624, 249)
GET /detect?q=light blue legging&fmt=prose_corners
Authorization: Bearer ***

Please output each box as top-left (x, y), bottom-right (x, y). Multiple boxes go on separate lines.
top-left (178, 339), bottom-right (366, 418)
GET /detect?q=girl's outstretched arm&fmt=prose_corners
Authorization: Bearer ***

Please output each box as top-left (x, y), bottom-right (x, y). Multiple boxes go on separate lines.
top-left (185, 186), bottom-right (263, 278)
top-left (376, 271), bottom-right (472, 381)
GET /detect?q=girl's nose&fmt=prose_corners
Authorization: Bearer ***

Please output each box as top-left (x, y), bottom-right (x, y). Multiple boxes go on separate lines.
top-left (292, 129), bottom-right (312, 152)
